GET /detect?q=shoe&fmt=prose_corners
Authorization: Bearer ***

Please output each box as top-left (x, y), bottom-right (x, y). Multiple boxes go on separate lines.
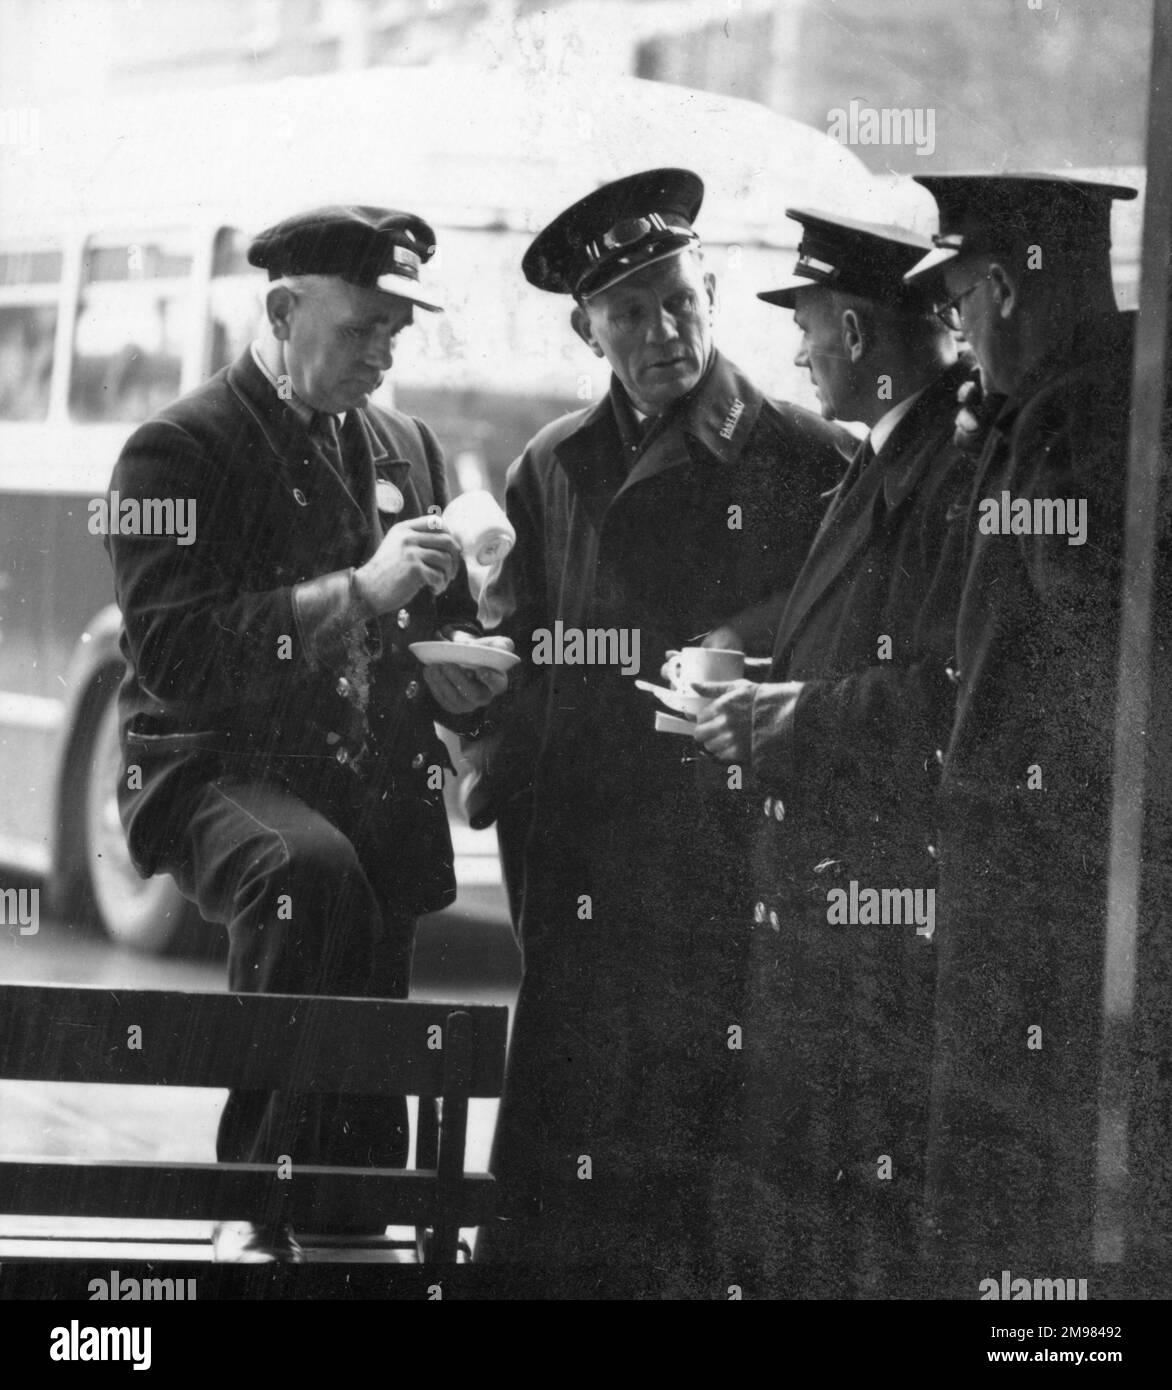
top-left (212, 1220), bottom-right (305, 1263)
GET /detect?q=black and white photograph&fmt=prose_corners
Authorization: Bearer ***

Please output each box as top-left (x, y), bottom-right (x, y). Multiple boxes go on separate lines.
top-left (0, 0), bottom-right (1169, 1342)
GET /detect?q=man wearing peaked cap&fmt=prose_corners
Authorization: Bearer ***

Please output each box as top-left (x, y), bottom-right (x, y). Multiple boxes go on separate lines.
top-left (468, 169), bottom-right (850, 1284)
top-left (905, 173), bottom-right (1136, 394)
top-left (904, 173), bottom-right (1172, 1288)
top-left (104, 205), bottom-right (510, 1262)
top-left (248, 204), bottom-right (446, 311)
top-left (693, 207), bottom-right (983, 1295)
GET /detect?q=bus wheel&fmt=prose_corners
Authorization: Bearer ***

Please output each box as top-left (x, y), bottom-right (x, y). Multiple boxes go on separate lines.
top-left (79, 680), bottom-right (195, 954)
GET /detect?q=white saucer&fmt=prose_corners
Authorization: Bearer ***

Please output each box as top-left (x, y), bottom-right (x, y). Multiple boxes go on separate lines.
top-left (634, 680), bottom-right (703, 718)
top-left (409, 641), bottom-right (520, 673)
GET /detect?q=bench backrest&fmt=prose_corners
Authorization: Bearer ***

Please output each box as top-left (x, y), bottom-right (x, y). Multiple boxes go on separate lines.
top-left (0, 984), bottom-right (509, 1260)
top-left (0, 984), bottom-right (507, 1095)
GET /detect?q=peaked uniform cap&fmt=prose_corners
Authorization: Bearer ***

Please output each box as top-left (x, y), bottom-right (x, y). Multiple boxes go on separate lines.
top-left (248, 204), bottom-right (444, 311)
top-left (758, 207), bottom-right (933, 309)
top-left (904, 173), bottom-right (1137, 286)
top-left (522, 168), bottom-right (704, 298)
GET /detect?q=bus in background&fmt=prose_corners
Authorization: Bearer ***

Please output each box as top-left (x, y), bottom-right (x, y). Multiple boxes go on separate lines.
top-left (0, 64), bottom-right (938, 952)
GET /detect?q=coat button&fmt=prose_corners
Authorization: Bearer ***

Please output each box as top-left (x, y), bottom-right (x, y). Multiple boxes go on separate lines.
top-left (768, 909), bottom-right (780, 930)
top-left (336, 677), bottom-right (351, 697)
top-left (944, 663), bottom-right (962, 687)
top-left (405, 680), bottom-right (421, 699)
top-left (335, 747), bottom-right (350, 765)
top-left (934, 748), bottom-right (944, 766)
top-left (763, 796), bottom-right (772, 818)
top-left (325, 731), bottom-right (341, 745)
top-left (396, 609), bottom-right (411, 629)
top-left (773, 799), bottom-right (785, 821)
top-left (411, 753), bottom-right (426, 770)
top-left (927, 843), bottom-right (939, 860)
top-left (753, 901), bottom-right (766, 923)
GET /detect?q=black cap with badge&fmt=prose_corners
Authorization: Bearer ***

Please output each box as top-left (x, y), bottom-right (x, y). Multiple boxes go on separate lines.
top-left (903, 173), bottom-right (1137, 287)
top-left (248, 204), bottom-right (444, 311)
top-left (523, 168), bottom-right (704, 300)
top-left (758, 208), bottom-right (934, 310)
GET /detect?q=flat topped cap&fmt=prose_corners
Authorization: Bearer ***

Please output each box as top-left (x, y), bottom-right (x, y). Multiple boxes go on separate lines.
top-left (758, 207), bottom-right (934, 309)
top-left (248, 204), bottom-right (443, 311)
top-left (522, 168), bottom-right (704, 299)
top-left (904, 173), bottom-right (1137, 286)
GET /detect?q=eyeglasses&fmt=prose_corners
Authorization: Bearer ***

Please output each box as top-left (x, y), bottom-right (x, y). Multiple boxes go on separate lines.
top-left (934, 274), bottom-right (990, 331)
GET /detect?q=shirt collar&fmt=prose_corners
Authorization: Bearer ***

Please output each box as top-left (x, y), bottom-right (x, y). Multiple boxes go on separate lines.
top-left (868, 385), bottom-right (927, 458)
top-left (249, 339), bottom-right (345, 431)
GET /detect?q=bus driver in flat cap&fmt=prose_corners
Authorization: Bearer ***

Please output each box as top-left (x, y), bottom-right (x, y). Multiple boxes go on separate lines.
top-left (470, 168), bottom-right (848, 1284)
top-left (104, 205), bottom-right (510, 1263)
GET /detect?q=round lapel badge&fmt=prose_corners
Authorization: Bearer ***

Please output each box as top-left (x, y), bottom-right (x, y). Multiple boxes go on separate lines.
top-left (376, 479), bottom-right (405, 514)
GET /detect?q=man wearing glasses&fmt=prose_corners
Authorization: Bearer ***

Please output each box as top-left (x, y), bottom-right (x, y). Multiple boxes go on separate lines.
top-left (901, 174), bottom-right (1164, 1290)
top-left (692, 209), bottom-right (980, 1295)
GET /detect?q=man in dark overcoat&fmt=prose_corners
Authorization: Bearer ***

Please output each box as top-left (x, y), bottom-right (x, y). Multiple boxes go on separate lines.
top-left (693, 210), bottom-right (980, 1296)
top-left (902, 174), bottom-right (1172, 1292)
top-left (105, 206), bottom-right (510, 1261)
top-left (471, 169), bottom-right (849, 1287)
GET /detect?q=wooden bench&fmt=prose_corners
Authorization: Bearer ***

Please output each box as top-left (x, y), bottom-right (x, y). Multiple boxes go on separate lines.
top-left (0, 983), bottom-right (508, 1264)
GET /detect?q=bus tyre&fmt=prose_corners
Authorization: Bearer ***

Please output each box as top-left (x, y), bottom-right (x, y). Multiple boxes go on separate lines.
top-left (78, 680), bottom-right (196, 954)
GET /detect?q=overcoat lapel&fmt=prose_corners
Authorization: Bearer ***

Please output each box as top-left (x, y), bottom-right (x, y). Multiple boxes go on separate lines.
top-left (774, 436), bottom-right (883, 653)
top-left (341, 408), bottom-right (393, 559)
top-left (776, 361), bottom-right (969, 656)
top-left (226, 352), bottom-right (374, 538)
top-left (549, 395), bottom-right (626, 531)
top-left (553, 352), bottom-right (767, 519)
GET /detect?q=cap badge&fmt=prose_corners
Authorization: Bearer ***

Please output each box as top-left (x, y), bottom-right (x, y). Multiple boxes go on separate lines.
top-left (587, 212), bottom-right (671, 264)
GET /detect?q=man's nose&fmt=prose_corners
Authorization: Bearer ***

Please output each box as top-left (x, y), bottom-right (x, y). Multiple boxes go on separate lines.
top-left (794, 344), bottom-right (810, 369)
top-left (364, 333), bottom-right (396, 369)
top-left (646, 307), bottom-right (677, 345)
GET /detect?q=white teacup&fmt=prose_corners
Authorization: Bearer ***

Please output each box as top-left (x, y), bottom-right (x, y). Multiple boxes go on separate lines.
top-left (442, 490), bottom-right (516, 566)
top-left (666, 646), bottom-right (745, 691)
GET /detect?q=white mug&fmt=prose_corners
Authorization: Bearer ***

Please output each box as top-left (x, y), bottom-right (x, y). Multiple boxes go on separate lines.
top-left (666, 646), bottom-right (745, 691)
top-left (442, 490), bottom-right (516, 566)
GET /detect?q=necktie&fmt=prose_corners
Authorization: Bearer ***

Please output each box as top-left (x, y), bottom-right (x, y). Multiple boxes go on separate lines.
top-left (312, 412), bottom-right (349, 489)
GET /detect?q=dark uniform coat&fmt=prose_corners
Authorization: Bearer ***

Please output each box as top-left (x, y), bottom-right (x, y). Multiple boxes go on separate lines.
top-left (721, 359), bottom-right (977, 1296)
top-left (107, 347), bottom-right (479, 919)
top-left (926, 310), bottom-right (1172, 1287)
top-left (476, 350), bottom-right (849, 1287)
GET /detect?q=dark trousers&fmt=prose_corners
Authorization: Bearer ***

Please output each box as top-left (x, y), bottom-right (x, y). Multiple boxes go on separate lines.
top-left (479, 803), bottom-right (749, 1293)
top-left (165, 770), bottom-right (416, 1227)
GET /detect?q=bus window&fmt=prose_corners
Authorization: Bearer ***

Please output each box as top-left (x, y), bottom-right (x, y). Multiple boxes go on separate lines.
top-left (0, 248), bottom-right (62, 422)
top-left (68, 230), bottom-right (193, 423)
top-left (207, 226), bottom-right (266, 379)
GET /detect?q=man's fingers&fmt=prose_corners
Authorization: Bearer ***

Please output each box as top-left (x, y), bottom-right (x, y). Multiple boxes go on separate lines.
top-left (693, 712), bottom-right (724, 742)
top-left (411, 532), bottom-right (462, 557)
top-left (422, 665), bottom-right (476, 713)
top-left (692, 680), bottom-right (740, 698)
top-left (425, 661), bottom-right (504, 710)
top-left (472, 667), bottom-right (510, 697)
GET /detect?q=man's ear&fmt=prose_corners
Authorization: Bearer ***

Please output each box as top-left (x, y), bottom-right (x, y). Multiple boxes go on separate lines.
top-left (703, 270), bottom-right (717, 313)
top-left (266, 284), bottom-right (296, 342)
top-left (841, 307), bottom-right (865, 364)
top-left (988, 262), bottom-right (1017, 321)
top-left (571, 303), bottom-right (605, 359)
